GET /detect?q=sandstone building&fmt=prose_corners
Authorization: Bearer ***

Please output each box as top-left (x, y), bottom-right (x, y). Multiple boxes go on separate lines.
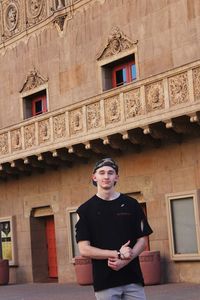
top-left (0, 0), bottom-right (200, 284)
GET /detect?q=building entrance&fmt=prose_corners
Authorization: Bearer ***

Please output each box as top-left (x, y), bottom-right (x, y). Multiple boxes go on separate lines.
top-left (30, 208), bottom-right (58, 282)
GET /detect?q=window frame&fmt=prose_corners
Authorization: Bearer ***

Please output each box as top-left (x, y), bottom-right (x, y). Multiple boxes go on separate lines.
top-left (32, 94), bottom-right (47, 116)
top-left (66, 207), bottom-right (80, 263)
top-left (112, 60), bottom-right (136, 88)
top-left (97, 47), bottom-right (139, 92)
top-left (166, 190), bottom-right (200, 261)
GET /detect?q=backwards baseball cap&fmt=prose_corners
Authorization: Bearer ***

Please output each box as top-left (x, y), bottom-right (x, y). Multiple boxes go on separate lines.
top-left (93, 158), bottom-right (119, 174)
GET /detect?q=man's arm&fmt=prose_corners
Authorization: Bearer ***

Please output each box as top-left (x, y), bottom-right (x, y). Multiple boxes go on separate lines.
top-left (108, 236), bottom-right (147, 271)
top-left (78, 240), bottom-right (133, 260)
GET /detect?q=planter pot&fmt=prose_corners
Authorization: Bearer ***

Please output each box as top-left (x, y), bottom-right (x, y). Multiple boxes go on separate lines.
top-left (74, 256), bottom-right (93, 285)
top-left (0, 259), bottom-right (9, 285)
top-left (139, 251), bottom-right (161, 285)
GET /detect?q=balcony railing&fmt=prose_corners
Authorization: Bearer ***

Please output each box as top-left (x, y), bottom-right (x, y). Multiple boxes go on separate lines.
top-left (1, 59), bottom-right (200, 168)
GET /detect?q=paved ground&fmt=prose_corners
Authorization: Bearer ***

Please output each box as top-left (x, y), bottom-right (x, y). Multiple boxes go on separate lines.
top-left (0, 282), bottom-right (199, 300)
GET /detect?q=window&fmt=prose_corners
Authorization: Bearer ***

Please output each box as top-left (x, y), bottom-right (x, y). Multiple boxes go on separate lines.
top-left (66, 208), bottom-right (80, 261)
top-left (101, 54), bottom-right (136, 91)
top-left (166, 190), bottom-right (200, 260)
top-left (23, 90), bottom-right (47, 119)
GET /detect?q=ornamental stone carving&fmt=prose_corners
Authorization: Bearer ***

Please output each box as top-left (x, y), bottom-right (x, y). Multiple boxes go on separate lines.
top-left (26, 0), bottom-right (47, 28)
top-left (105, 96), bottom-right (121, 124)
top-left (97, 26), bottom-right (138, 60)
top-left (3, 1), bottom-right (22, 39)
top-left (38, 119), bottom-right (51, 144)
top-left (0, 133), bottom-right (9, 155)
top-left (53, 113), bottom-right (67, 140)
top-left (124, 89), bottom-right (142, 119)
top-left (168, 73), bottom-right (189, 106)
top-left (24, 124), bottom-right (36, 149)
top-left (145, 81), bottom-right (164, 112)
top-left (20, 69), bottom-right (48, 93)
top-left (69, 108), bottom-right (83, 135)
top-left (11, 129), bottom-right (22, 152)
top-left (86, 102), bottom-right (102, 130)
top-left (193, 67), bottom-right (200, 101)
top-left (56, 0), bottom-right (65, 10)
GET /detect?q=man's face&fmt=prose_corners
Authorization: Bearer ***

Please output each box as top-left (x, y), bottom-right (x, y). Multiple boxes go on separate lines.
top-left (92, 166), bottom-right (119, 189)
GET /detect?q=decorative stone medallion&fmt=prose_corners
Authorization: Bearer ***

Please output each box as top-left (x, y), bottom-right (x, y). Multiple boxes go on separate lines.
top-left (168, 73), bottom-right (189, 106)
top-left (26, 0), bottom-right (46, 27)
top-left (0, 133), bottom-right (9, 155)
top-left (105, 96), bottom-right (121, 124)
top-left (5, 2), bottom-right (18, 31)
top-left (145, 81), bottom-right (164, 112)
top-left (38, 119), bottom-right (51, 144)
top-left (86, 102), bottom-right (102, 130)
top-left (124, 89), bottom-right (142, 119)
top-left (193, 67), bottom-right (200, 102)
top-left (24, 124), bottom-right (36, 149)
top-left (28, 0), bottom-right (43, 18)
top-left (69, 108), bottom-right (83, 135)
top-left (11, 129), bottom-right (22, 152)
top-left (53, 113), bottom-right (67, 140)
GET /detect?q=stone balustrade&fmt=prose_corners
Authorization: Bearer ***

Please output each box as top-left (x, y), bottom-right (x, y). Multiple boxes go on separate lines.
top-left (0, 59), bottom-right (200, 164)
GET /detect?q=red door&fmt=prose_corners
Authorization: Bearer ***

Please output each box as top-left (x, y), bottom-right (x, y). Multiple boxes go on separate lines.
top-left (46, 216), bottom-right (58, 278)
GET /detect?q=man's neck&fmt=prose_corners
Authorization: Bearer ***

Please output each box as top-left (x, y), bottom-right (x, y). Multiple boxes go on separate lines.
top-left (96, 189), bottom-right (120, 201)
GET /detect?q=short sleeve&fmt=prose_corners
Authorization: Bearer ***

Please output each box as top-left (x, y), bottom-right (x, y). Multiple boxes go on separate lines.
top-left (75, 207), bottom-right (91, 243)
top-left (135, 202), bottom-right (153, 238)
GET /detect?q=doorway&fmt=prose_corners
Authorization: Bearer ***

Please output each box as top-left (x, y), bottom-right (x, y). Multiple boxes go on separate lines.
top-left (30, 210), bottom-right (58, 282)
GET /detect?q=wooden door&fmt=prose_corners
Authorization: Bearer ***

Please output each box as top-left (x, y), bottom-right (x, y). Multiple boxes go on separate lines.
top-left (46, 216), bottom-right (58, 278)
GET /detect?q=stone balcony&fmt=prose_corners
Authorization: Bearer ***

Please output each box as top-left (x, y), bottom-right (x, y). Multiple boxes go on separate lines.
top-left (1, 59), bottom-right (200, 179)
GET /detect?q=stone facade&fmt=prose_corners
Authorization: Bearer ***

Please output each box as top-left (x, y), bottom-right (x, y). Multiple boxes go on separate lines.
top-left (0, 0), bottom-right (200, 285)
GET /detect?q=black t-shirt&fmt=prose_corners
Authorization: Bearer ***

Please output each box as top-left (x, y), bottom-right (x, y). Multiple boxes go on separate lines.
top-left (76, 193), bottom-right (153, 292)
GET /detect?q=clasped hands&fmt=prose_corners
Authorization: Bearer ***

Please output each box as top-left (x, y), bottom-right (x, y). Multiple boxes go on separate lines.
top-left (108, 241), bottom-right (133, 271)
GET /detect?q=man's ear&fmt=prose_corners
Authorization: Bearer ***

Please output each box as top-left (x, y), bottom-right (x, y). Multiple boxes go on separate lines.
top-left (92, 174), bottom-right (97, 183)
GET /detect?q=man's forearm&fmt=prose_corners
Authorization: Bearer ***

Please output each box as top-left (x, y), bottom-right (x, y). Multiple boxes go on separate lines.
top-left (78, 241), bottom-right (118, 260)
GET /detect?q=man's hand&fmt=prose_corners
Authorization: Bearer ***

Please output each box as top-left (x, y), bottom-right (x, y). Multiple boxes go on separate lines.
top-left (108, 257), bottom-right (130, 271)
top-left (119, 240), bottom-right (133, 260)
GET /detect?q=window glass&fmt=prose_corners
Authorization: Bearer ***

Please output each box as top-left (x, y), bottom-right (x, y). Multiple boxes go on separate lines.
top-left (171, 197), bottom-right (198, 254)
top-left (115, 68), bottom-right (126, 86)
top-left (131, 64), bottom-right (136, 80)
top-left (34, 100), bottom-right (43, 115)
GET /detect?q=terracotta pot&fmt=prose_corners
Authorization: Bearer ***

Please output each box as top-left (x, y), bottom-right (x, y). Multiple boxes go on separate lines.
top-left (139, 251), bottom-right (161, 285)
top-left (74, 256), bottom-right (93, 285)
top-left (0, 259), bottom-right (9, 285)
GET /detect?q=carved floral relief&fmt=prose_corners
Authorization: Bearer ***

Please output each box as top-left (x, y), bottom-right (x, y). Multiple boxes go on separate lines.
top-left (53, 113), bottom-right (67, 140)
top-left (145, 81), bottom-right (164, 112)
top-left (105, 96), bottom-right (121, 124)
top-left (124, 89), bottom-right (142, 119)
top-left (0, 133), bottom-right (9, 155)
top-left (11, 129), bottom-right (22, 152)
top-left (26, 0), bottom-right (47, 28)
top-left (86, 102), bottom-right (102, 130)
top-left (3, 1), bottom-right (21, 39)
top-left (97, 26), bottom-right (138, 60)
top-left (38, 119), bottom-right (51, 144)
top-left (168, 73), bottom-right (189, 106)
top-left (20, 69), bottom-right (48, 93)
top-left (69, 108), bottom-right (83, 135)
top-left (193, 67), bottom-right (200, 101)
top-left (24, 124), bottom-right (36, 149)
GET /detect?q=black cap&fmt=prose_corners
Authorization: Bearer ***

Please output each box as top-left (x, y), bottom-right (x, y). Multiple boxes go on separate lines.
top-left (93, 158), bottom-right (119, 174)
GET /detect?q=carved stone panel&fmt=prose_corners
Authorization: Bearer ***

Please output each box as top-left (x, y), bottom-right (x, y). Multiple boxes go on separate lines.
top-left (0, 133), bottom-right (9, 155)
top-left (20, 69), bottom-right (48, 93)
top-left (2, 0), bottom-right (22, 40)
top-left (145, 81), bottom-right (164, 112)
top-left (86, 102), bottom-right (102, 130)
top-left (24, 124), bottom-right (36, 149)
top-left (168, 73), bottom-right (189, 106)
top-left (26, 0), bottom-right (47, 28)
top-left (38, 119), bottom-right (51, 144)
top-left (124, 89), bottom-right (143, 119)
top-left (193, 67), bottom-right (200, 102)
top-left (105, 96), bottom-right (121, 125)
top-left (53, 113), bottom-right (67, 140)
top-left (97, 26), bottom-right (138, 60)
top-left (69, 108), bottom-right (83, 135)
top-left (11, 129), bottom-right (22, 152)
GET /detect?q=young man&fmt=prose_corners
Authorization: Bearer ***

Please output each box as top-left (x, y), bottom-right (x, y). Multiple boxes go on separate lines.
top-left (76, 158), bottom-right (153, 300)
